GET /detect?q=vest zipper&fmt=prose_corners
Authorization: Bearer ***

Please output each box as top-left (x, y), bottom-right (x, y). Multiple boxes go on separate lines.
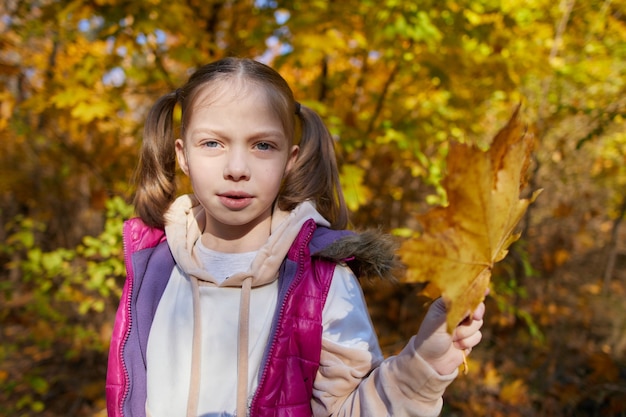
top-left (119, 223), bottom-right (135, 417)
top-left (249, 220), bottom-right (316, 415)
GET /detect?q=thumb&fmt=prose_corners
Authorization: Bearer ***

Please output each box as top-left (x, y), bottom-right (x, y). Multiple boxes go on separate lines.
top-left (416, 298), bottom-right (449, 341)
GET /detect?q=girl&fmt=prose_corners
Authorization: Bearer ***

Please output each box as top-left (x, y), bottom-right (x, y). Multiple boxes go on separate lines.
top-left (106, 57), bottom-right (485, 417)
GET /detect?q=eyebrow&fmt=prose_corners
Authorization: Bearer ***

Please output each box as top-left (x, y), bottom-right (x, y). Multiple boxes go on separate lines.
top-left (188, 127), bottom-right (287, 141)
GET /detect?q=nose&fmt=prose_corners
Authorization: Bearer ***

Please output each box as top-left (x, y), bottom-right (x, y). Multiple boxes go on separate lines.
top-left (223, 148), bottom-right (250, 181)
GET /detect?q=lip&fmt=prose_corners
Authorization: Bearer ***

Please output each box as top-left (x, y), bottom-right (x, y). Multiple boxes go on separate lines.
top-left (217, 192), bottom-right (253, 210)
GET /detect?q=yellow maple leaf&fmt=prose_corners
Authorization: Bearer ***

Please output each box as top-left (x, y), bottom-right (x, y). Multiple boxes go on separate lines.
top-left (399, 106), bottom-right (541, 332)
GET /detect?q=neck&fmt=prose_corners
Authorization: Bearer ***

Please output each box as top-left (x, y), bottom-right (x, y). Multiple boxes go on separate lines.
top-left (201, 216), bottom-right (271, 253)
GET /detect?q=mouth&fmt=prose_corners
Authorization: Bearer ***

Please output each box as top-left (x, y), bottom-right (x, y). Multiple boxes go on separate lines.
top-left (218, 192), bottom-right (253, 210)
top-left (219, 192), bottom-right (253, 199)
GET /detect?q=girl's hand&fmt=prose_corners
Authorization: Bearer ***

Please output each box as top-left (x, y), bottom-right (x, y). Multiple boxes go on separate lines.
top-left (413, 298), bottom-right (485, 375)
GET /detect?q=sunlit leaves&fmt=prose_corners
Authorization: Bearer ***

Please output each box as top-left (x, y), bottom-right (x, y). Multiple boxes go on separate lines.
top-left (51, 87), bottom-right (117, 123)
top-left (340, 164), bottom-right (372, 212)
top-left (1, 0), bottom-right (625, 413)
top-left (0, 197), bottom-right (129, 413)
top-left (2, 197), bottom-right (131, 317)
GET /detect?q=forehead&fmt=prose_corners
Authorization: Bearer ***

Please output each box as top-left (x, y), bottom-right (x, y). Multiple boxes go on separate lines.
top-left (181, 75), bottom-right (294, 142)
top-left (184, 80), bottom-right (289, 137)
top-left (192, 78), bottom-right (264, 108)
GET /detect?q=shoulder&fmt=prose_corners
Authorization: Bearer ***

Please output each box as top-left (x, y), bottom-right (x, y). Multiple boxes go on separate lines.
top-left (123, 217), bottom-right (167, 255)
top-left (309, 226), bottom-right (354, 253)
top-left (313, 227), bottom-right (402, 281)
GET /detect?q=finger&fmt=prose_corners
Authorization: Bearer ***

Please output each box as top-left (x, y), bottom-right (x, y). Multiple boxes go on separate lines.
top-left (453, 330), bottom-right (483, 351)
top-left (458, 302), bottom-right (486, 326)
top-left (456, 313), bottom-right (484, 333)
top-left (429, 297), bottom-right (448, 317)
top-left (472, 302), bottom-right (486, 321)
top-left (452, 320), bottom-right (484, 340)
top-left (453, 318), bottom-right (483, 342)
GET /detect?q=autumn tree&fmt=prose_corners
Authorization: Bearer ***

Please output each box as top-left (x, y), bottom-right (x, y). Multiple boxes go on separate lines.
top-left (1, 0), bottom-right (625, 415)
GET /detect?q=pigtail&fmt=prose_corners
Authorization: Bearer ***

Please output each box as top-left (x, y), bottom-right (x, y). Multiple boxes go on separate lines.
top-left (278, 104), bottom-right (349, 230)
top-left (133, 91), bottom-right (179, 229)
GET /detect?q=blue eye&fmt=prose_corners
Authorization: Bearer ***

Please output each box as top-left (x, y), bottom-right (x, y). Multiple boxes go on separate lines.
top-left (203, 141), bottom-right (219, 148)
top-left (255, 142), bottom-right (272, 151)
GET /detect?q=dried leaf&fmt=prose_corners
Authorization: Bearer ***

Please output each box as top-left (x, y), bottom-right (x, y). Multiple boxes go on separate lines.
top-left (399, 106), bottom-right (541, 332)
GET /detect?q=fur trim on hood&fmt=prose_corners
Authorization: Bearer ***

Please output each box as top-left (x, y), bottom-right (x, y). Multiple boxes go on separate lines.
top-left (316, 229), bottom-right (404, 282)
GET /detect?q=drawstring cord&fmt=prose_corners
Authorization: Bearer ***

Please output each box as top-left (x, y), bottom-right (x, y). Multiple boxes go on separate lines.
top-left (236, 277), bottom-right (252, 417)
top-left (186, 276), bottom-right (253, 417)
top-left (186, 276), bottom-right (202, 417)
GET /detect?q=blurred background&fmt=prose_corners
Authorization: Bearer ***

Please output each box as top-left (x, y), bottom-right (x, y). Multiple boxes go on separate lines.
top-left (1, 0), bottom-right (625, 415)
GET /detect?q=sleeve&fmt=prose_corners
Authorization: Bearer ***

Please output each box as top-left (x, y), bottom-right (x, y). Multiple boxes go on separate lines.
top-left (312, 265), bottom-right (458, 417)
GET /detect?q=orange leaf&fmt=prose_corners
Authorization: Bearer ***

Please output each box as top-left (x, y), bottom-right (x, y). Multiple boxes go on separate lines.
top-left (399, 106), bottom-right (541, 332)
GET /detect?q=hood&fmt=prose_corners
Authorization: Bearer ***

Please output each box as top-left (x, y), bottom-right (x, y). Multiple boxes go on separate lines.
top-left (164, 193), bottom-right (331, 287)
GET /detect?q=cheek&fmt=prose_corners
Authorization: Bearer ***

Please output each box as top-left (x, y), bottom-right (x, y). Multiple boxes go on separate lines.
top-left (267, 163), bottom-right (289, 182)
top-left (187, 160), bottom-right (216, 184)
top-left (258, 167), bottom-right (286, 196)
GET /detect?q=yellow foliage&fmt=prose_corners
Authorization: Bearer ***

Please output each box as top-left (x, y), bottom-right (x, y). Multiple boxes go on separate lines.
top-left (340, 163), bottom-right (372, 212)
top-left (399, 107), bottom-right (541, 331)
top-left (482, 364), bottom-right (503, 394)
top-left (500, 378), bottom-right (529, 405)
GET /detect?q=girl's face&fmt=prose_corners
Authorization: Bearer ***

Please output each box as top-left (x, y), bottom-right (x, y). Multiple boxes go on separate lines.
top-left (175, 81), bottom-right (299, 250)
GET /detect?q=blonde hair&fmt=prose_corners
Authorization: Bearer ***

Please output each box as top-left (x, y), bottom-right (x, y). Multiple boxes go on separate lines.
top-left (133, 57), bottom-right (348, 229)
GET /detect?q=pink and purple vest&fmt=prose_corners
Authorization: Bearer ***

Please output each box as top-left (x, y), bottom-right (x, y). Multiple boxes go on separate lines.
top-left (106, 218), bottom-right (352, 417)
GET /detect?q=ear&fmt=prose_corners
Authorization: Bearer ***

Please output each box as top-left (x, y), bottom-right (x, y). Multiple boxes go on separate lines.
top-left (175, 139), bottom-right (190, 176)
top-left (285, 145), bottom-right (299, 175)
